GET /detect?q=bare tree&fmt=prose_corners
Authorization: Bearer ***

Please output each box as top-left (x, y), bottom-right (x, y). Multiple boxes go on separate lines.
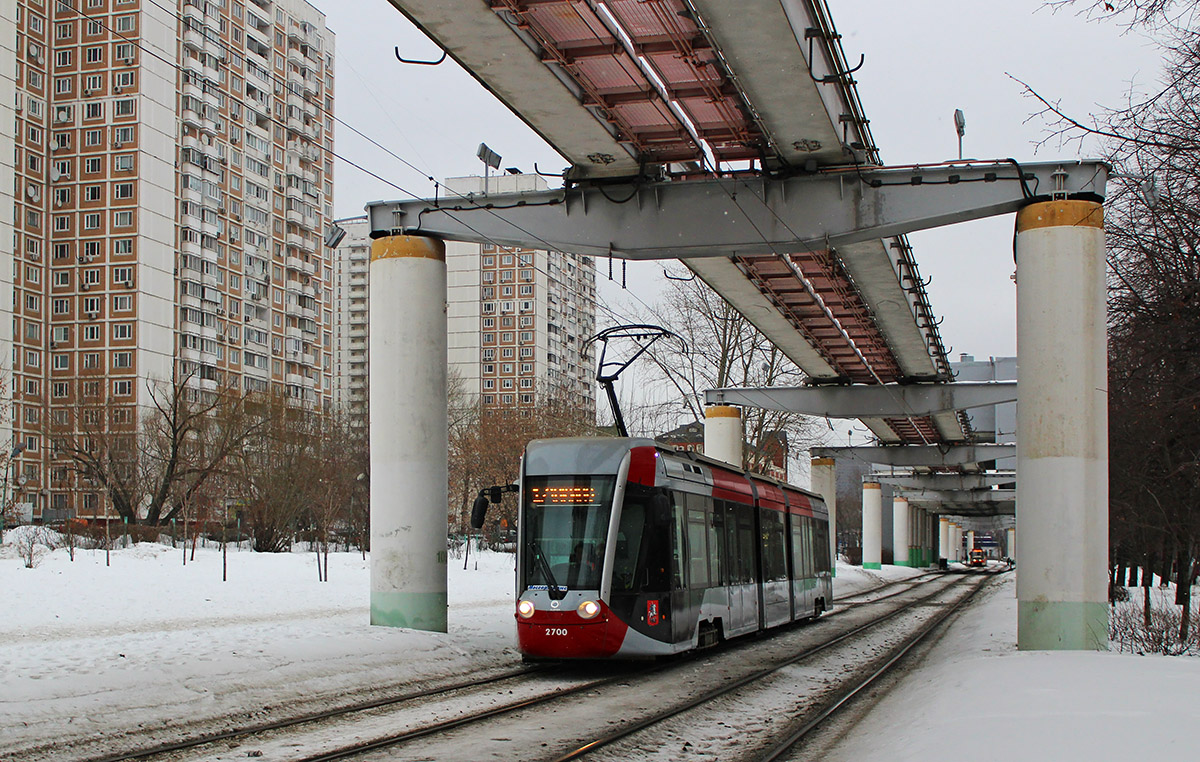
top-left (634, 264), bottom-right (826, 474)
top-left (47, 371), bottom-right (266, 526)
top-left (448, 390), bottom-right (598, 537)
top-left (48, 381), bottom-right (143, 524)
top-left (234, 391), bottom-right (311, 552)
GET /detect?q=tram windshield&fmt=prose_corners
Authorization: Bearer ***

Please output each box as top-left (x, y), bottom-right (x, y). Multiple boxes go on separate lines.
top-left (522, 476), bottom-right (615, 592)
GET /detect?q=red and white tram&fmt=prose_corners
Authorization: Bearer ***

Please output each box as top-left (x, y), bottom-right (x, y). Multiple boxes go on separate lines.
top-left (509, 437), bottom-right (833, 659)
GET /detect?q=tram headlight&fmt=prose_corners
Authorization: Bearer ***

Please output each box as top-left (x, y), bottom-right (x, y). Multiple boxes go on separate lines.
top-left (517, 599), bottom-right (536, 619)
top-left (577, 600), bottom-right (601, 619)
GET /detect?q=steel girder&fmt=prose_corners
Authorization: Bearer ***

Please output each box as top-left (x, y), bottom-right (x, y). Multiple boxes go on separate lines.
top-left (364, 161), bottom-right (1107, 258)
top-left (875, 473), bottom-right (1017, 490)
top-left (810, 444), bottom-right (1016, 468)
top-left (704, 381), bottom-right (1017, 417)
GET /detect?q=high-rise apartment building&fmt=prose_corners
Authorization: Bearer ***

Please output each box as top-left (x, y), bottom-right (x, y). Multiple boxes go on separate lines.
top-left (331, 175), bottom-right (597, 426)
top-left (2, 0), bottom-right (335, 522)
top-left (330, 214), bottom-right (367, 425)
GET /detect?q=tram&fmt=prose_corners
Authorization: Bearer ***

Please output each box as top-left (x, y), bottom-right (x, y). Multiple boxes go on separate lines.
top-left (486, 437), bottom-right (833, 660)
top-left (967, 548), bottom-right (988, 567)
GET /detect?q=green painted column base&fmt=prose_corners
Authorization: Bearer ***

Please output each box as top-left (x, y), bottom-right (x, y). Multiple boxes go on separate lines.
top-left (371, 591), bottom-right (448, 633)
top-left (1018, 600), bottom-right (1109, 650)
top-left (863, 562), bottom-right (882, 570)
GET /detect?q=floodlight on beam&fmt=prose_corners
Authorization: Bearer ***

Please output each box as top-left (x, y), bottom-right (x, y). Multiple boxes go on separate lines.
top-left (477, 142), bottom-right (502, 195)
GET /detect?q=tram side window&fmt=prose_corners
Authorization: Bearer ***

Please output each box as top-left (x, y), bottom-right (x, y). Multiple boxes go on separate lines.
top-left (815, 522), bottom-right (830, 573)
top-left (671, 495), bottom-right (686, 590)
top-left (762, 509), bottom-right (788, 581)
top-left (804, 517), bottom-right (817, 578)
top-left (686, 499), bottom-right (710, 588)
top-left (736, 503), bottom-right (757, 584)
top-left (790, 519), bottom-right (806, 580)
top-left (611, 501), bottom-right (645, 592)
top-left (708, 501), bottom-right (724, 586)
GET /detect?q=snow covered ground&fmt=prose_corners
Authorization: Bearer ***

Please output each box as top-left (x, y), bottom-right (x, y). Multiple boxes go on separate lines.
top-left (2, 533), bottom-right (1198, 760)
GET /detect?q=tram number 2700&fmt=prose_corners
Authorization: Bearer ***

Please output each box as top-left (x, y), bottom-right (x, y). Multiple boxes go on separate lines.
top-left (544, 627), bottom-right (569, 636)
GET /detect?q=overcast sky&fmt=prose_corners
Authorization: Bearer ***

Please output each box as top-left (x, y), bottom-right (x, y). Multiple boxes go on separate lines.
top-left (323, 0), bottom-right (1164, 361)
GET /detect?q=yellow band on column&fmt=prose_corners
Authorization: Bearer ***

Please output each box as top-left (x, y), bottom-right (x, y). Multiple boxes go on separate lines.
top-left (705, 405), bottom-right (741, 419)
top-left (811, 457), bottom-right (835, 466)
top-left (1016, 200), bottom-right (1104, 232)
top-left (863, 482), bottom-right (881, 490)
top-left (371, 235), bottom-right (446, 262)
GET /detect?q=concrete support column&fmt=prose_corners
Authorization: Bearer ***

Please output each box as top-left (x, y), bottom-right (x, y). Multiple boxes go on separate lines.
top-left (939, 517), bottom-right (950, 564)
top-left (862, 481), bottom-right (882, 570)
top-left (704, 405), bottom-right (743, 467)
top-left (892, 496), bottom-right (910, 567)
top-left (949, 523), bottom-right (960, 562)
top-left (1016, 199), bottom-right (1108, 650)
top-left (369, 234), bottom-right (449, 632)
top-left (1007, 527), bottom-right (1017, 561)
top-left (967, 529), bottom-right (976, 551)
top-left (811, 457), bottom-right (837, 576)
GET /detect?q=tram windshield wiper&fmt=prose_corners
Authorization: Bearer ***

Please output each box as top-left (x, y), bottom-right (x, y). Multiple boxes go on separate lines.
top-left (530, 539), bottom-right (567, 600)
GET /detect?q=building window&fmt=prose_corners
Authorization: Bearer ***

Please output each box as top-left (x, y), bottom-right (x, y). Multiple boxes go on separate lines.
top-left (113, 351), bottom-right (132, 368)
top-left (84, 157), bottom-right (101, 174)
top-left (113, 379), bottom-right (133, 396)
top-left (53, 382), bottom-right (69, 398)
top-left (114, 183), bottom-right (133, 199)
top-left (53, 354), bottom-right (70, 371)
top-left (114, 154), bottom-right (134, 172)
top-left (83, 212), bottom-right (100, 230)
top-left (112, 324), bottom-right (133, 340)
top-left (53, 298), bottom-right (70, 314)
top-left (113, 210), bottom-right (132, 227)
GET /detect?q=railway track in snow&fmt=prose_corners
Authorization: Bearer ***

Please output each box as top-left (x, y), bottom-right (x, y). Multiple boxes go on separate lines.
top-left (46, 570), bottom-right (992, 762)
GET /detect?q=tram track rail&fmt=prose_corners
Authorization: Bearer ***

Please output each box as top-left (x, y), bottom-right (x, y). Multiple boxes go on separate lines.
top-left (752, 569), bottom-right (1002, 762)
top-left (549, 569), bottom-right (1001, 762)
top-left (74, 664), bottom-right (550, 762)
top-left (62, 569), bottom-right (987, 762)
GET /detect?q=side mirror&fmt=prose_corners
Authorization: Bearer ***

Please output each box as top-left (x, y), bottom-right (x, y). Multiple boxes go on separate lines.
top-left (470, 493), bottom-right (490, 529)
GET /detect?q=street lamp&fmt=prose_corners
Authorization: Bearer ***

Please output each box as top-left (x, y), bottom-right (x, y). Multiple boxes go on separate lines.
top-left (1, 442), bottom-right (29, 533)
